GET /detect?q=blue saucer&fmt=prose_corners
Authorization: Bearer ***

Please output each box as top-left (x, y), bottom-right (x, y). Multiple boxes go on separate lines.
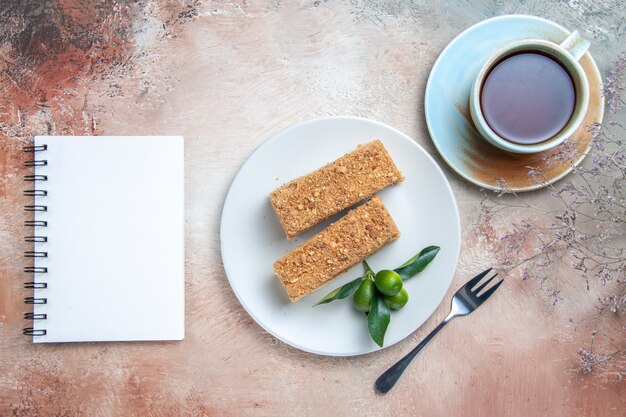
top-left (424, 15), bottom-right (604, 192)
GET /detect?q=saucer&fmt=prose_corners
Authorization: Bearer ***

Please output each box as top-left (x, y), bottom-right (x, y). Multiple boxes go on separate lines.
top-left (424, 15), bottom-right (604, 192)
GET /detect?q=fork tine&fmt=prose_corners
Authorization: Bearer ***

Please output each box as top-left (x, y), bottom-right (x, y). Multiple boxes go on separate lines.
top-left (465, 267), bottom-right (493, 290)
top-left (478, 279), bottom-right (504, 300)
top-left (473, 273), bottom-right (499, 294)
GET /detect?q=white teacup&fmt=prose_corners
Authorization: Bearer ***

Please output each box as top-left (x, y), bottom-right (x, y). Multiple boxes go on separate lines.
top-left (469, 31), bottom-right (590, 154)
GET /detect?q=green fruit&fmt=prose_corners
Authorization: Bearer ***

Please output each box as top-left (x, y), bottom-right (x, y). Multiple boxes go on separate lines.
top-left (353, 279), bottom-right (375, 312)
top-left (374, 270), bottom-right (403, 296)
top-left (384, 287), bottom-right (409, 310)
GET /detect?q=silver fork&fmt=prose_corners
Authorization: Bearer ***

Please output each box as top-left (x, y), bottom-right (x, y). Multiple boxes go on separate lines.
top-left (375, 268), bottom-right (502, 394)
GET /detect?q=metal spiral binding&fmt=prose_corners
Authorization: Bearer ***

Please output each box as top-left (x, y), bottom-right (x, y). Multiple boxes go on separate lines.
top-left (25, 236), bottom-right (48, 243)
top-left (24, 313), bottom-right (47, 320)
top-left (25, 297), bottom-right (47, 304)
top-left (25, 220), bottom-right (47, 227)
top-left (24, 282), bottom-right (48, 289)
top-left (24, 205), bottom-right (47, 212)
top-left (24, 175), bottom-right (47, 181)
top-left (24, 266), bottom-right (47, 273)
top-left (23, 190), bottom-right (47, 196)
top-left (24, 251), bottom-right (48, 258)
top-left (23, 143), bottom-right (48, 337)
top-left (24, 160), bottom-right (47, 167)
top-left (23, 328), bottom-right (47, 336)
top-left (23, 144), bottom-right (47, 152)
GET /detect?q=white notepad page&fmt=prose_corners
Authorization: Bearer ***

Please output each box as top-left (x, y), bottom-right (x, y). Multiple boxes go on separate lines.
top-left (31, 136), bottom-right (184, 342)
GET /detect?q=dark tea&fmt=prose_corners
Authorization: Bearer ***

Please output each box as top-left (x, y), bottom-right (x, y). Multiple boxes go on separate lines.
top-left (480, 52), bottom-right (575, 145)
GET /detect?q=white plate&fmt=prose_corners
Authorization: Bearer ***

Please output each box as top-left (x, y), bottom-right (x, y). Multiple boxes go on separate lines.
top-left (220, 116), bottom-right (461, 356)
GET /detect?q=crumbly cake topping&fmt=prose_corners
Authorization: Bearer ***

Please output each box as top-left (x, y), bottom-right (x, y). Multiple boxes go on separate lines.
top-left (269, 140), bottom-right (404, 238)
top-left (273, 196), bottom-right (400, 302)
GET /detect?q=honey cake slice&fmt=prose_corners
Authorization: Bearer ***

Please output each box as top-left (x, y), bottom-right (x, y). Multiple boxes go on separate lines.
top-left (273, 196), bottom-right (400, 302)
top-left (269, 140), bottom-right (404, 238)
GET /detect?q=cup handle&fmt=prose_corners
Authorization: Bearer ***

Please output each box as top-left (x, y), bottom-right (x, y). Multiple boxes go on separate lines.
top-left (560, 30), bottom-right (590, 61)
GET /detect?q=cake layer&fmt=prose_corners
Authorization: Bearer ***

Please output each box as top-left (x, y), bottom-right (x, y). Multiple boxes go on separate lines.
top-left (273, 196), bottom-right (400, 302)
top-left (269, 140), bottom-right (404, 238)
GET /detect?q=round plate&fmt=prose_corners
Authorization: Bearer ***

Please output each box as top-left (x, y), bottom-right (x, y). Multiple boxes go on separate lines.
top-left (424, 15), bottom-right (604, 192)
top-left (221, 116), bottom-right (461, 356)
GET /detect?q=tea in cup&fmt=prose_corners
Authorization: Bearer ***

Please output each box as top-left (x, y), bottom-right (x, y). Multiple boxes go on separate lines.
top-left (469, 31), bottom-right (590, 154)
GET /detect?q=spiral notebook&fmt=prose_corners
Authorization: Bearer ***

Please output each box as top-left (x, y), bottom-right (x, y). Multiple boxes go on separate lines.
top-left (24, 136), bottom-right (185, 343)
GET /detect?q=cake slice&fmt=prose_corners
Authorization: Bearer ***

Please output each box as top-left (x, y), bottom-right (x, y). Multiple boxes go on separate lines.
top-left (269, 140), bottom-right (404, 238)
top-left (273, 196), bottom-right (400, 302)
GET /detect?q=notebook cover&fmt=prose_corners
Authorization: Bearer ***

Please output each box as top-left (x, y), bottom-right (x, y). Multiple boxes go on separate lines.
top-left (30, 136), bottom-right (185, 342)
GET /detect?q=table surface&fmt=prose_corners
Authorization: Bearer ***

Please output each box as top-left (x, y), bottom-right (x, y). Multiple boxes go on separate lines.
top-left (1, 1), bottom-right (624, 416)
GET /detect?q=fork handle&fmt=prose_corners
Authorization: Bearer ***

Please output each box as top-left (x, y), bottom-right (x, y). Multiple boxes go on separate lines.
top-left (375, 319), bottom-right (450, 394)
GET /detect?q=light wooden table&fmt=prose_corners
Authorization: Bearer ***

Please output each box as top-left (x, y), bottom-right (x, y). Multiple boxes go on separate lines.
top-left (1, 1), bottom-right (624, 415)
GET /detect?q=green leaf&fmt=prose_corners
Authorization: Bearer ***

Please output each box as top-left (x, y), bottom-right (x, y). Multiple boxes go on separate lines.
top-left (367, 291), bottom-right (391, 347)
top-left (394, 245), bottom-right (440, 281)
top-left (314, 277), bottom-right (363, 306)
